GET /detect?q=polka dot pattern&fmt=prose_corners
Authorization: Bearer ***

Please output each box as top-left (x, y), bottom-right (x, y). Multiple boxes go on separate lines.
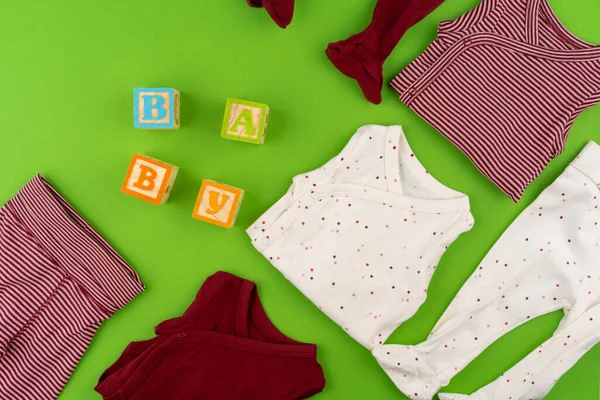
top-left (248, 126), bottom-right (473, 349)
top-left (374, 145), bottom-right (600, 400)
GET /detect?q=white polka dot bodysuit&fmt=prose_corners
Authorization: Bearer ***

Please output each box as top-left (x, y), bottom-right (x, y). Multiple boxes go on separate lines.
top-left (373, 141), bottom-right (600, 400)
top-left (248, 125), bottom-right (473, 349)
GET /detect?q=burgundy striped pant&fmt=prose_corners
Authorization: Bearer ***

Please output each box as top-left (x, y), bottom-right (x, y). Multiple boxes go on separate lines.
top-left (0, 175), bottom-right (144, 399)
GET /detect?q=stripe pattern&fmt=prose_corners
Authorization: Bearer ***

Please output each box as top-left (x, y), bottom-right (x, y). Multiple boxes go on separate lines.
top-left (391, 0), bottom-right (600, 201)
top-left (0, 175), bottom-right (145, 399)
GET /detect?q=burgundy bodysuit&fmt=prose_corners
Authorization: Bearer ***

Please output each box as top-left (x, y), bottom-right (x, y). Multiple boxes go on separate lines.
top-left (96, 271), bottom-right (325, 400)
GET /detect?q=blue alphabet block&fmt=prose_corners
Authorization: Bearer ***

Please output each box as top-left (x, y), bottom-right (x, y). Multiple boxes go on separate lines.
top-left (134, 88), bottom-right (180, 130)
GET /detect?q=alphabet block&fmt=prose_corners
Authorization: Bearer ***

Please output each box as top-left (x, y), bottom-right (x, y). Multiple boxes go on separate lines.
top-left (192, 180), bottom-right (244, 228)
top-left (122, 154), bottom-right (179, 204)
top-left (221, 98), bottom-right (269, 144)
top-left (134, 88), bottom-right (180, 130)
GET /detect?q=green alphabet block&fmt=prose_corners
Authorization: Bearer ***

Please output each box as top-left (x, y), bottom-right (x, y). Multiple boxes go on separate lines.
top-left (221, 98), bottom-right (269, 145)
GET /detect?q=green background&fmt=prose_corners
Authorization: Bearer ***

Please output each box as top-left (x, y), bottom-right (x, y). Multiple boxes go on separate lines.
top-left (1, 0), bottom-right (600, 398)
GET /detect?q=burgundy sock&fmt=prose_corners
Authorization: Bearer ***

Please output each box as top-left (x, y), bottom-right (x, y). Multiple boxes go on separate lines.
top-left (246, 0), bottom-right (295, 29)
top-left (264, 0), bottom-right (295, 28)
top-left (326, 0), bottom-right (447, 104)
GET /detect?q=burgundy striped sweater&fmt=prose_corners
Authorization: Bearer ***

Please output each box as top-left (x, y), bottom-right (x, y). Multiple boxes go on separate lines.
top-left (391, 0), bottom-right (600, 201)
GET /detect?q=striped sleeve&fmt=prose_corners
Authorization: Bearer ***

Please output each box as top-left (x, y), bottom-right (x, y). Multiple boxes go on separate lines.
top-left (559, 87), bottom-right (600, 152)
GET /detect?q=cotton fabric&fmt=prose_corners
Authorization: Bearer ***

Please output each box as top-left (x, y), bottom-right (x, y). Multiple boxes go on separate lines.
top-left (391, 0), bottom-right (600, 201)
top-left (246, 0), bottom-right (294, 28)
top-left (248, 125), bottom-right (473, 349)
top-left (0, 174), bottom-right (144, 400)
top-left (326, 0), bottom-right (448, 104)
top-left (96, 271), bottom-right (325, 400)
top-left (374, 141), bottom-right (600, 400)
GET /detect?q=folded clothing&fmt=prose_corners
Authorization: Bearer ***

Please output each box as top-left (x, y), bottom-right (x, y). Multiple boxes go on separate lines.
top-left (248, 125), bottom-right (473, 350)
top-left (96, 271), bottom-right (326, 400)
top-left (390, 0), bottom-right (600, 202)
top-left (0, 174), bottom-right (144, 400)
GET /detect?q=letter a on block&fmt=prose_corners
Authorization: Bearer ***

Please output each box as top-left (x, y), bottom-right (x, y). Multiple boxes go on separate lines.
top-left (228, 109), bottom-right (256, 137)
top-left (221, 98), bottom-right (269, 144)
top-left (122, 154), bottom-right (179, 205)
top-left (193, 180), bottom-right (244, 228)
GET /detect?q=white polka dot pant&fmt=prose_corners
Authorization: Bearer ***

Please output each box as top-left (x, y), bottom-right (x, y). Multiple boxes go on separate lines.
top-left (373, 141), bottom-right (600, 400)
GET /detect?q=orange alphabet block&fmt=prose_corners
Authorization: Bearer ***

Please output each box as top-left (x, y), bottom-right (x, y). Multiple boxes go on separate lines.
top-left (122, 154), bottom-right (179, 205)
top-left (192, 180), bottom-right (244, 228)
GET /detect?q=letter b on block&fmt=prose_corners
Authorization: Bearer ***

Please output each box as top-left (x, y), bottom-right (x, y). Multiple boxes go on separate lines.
top-left (142, 95), bottom-right (167, 121)
top-left (134, 88), bottom-right (180, 130)
top-left (133, 164), bottom-right (158, 191)
top-left (193, 180), bottom-right (244, 228)
top-left (122, 154), bottom-right (179, 205)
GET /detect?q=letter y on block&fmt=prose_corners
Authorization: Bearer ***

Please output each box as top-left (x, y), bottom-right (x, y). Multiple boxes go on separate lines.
top-left (206, 191), bottom-right (230, 215)
top-left (193, 180), bottom-right (244, 228)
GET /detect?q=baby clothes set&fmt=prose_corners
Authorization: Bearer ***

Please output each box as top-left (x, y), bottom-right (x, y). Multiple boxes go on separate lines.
top-left (92, 1), bottom-right (600, 398)
top-left (95, 271), bottom-right (326, 400)
top-left (0, 175), bottom-right (145, 400)
top-left (363, 5), bottom-right (600, 396)
top-left (9, 1), bottom-right (597, 399)
top-left (248, 132), bottom-right (600, 400)
top-left (374, 141), bottom-right (600, 400)
top-left (248, 125), bottom-right (474, 349)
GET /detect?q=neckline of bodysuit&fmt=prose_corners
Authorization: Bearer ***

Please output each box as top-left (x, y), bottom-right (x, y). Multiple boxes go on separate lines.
top-left (235, 278), bottom-right (312, 348)
top-left (527, 0), bottom-right (600, 53)
top-left (155, 272), bottom-right (316, 355)
top-left (382, 125), bottom-right (470, 213)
